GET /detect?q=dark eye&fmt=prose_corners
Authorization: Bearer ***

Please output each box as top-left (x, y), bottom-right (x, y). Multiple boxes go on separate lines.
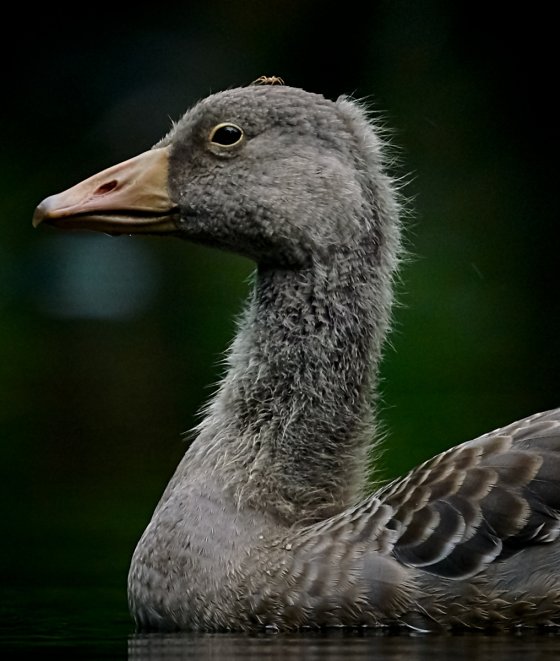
top-left (209, 123), bottom-right (244, 147)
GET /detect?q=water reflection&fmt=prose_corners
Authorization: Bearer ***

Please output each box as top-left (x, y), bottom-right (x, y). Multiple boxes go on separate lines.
top-left (129, 630), bottom-right (560, 661)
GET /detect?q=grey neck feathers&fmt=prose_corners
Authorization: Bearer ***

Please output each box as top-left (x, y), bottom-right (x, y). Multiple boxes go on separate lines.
top-left (177, 97), bottom-right (401, 525)
top-left (190, 240), bottom-right (396, 524)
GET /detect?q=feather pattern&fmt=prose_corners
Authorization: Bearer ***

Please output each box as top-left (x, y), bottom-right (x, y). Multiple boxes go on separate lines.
top-left (33, 82), bottom-right (560, 632)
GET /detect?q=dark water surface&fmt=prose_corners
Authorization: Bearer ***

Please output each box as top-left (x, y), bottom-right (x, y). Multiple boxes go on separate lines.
top-left (128, 631), bottom-right (560, 660)
top-left (3, 582), bottom-right (560, 660)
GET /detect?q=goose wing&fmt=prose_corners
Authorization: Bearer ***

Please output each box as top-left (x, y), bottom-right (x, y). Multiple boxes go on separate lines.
top-left (248, 409), bottom-right (560, 626)
top-left (373, 408), bottom-right (560, 579)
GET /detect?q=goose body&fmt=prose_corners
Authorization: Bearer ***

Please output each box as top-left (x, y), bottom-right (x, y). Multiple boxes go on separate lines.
top-left (34, 81), bottom-right (560, 632)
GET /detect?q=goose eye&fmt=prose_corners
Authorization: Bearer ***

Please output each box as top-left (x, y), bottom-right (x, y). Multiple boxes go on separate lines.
top-left (209, 123), bottom-right (244, 147)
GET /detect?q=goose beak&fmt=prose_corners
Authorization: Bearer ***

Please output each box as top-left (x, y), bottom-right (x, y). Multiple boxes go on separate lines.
top-left (32, 147), bottom-right (180, 235)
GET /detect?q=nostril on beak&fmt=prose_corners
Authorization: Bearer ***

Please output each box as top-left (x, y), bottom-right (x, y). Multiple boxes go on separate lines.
top-left (94, 180), bottom-right (118, 196)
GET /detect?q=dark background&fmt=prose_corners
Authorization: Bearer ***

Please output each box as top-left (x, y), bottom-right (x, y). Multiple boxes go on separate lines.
top-left (1, 0), bottom-right (558, 640)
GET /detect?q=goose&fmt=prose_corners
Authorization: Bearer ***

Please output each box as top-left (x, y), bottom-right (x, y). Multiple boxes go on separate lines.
top-left (33, 80), bottom-right (560, 632)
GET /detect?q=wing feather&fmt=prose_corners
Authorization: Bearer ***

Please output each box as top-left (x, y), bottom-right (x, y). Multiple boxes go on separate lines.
top-left (376, 408), bottom-right (560, 579)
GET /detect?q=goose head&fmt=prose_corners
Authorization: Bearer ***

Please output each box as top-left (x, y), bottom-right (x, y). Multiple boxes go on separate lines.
top-left (33, 84), bottom-right (396, 268)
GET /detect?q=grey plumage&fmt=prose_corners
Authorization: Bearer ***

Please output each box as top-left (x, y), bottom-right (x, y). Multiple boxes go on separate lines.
top-left (33, 81), bottom-right (560, 632)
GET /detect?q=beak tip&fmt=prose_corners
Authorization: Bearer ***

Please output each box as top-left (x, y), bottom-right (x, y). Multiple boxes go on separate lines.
top-left (32, 200), bottom-right (48, 228)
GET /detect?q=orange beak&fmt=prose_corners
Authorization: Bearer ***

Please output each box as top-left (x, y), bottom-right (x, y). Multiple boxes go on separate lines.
top-left (33, 147), bottom-right (179, 234)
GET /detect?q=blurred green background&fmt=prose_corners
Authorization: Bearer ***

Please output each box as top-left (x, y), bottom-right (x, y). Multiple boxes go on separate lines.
top-left (1, 0), bottom-right (558, 634)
